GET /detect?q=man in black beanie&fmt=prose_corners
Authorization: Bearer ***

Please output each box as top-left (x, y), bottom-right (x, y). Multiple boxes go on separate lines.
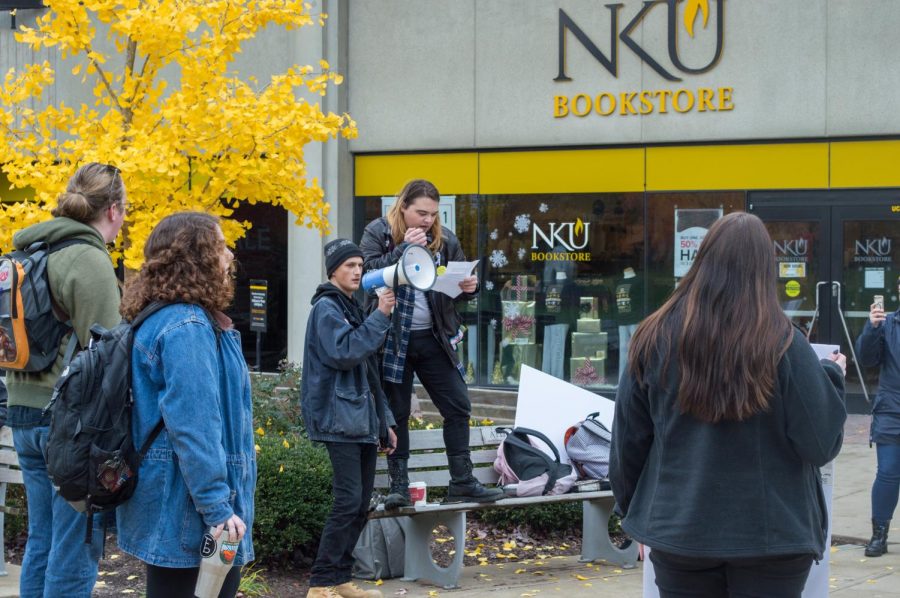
top-left (301, 239), bottom-right (397, 598)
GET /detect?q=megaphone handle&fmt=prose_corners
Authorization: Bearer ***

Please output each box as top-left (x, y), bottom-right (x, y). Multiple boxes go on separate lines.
top-left (375, 286), bottom-right (394, 314)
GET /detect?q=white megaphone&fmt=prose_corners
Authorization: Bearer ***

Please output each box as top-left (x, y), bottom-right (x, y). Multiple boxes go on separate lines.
top-left (361, 244), bottom-right (436, 293)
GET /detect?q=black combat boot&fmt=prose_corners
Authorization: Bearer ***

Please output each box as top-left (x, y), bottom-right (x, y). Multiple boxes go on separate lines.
top-left (383, 458), bottom-right (412, 510)
top-left (445, 454), bottom-right (505, 503)
top-left (865, 519), bottom-right (891, 557)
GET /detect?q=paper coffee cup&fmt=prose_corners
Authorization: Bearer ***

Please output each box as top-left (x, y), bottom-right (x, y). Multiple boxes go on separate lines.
top-left (409, 481), bottom-right (427, 506)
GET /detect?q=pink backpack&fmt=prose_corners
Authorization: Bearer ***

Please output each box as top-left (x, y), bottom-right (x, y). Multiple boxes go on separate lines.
top-left (493, 427), bottom-right (578, 497)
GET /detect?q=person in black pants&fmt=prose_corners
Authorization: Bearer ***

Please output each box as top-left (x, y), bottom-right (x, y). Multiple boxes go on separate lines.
top-left (360, 179), bottom-right (503, 508)
top-left (301, 239), bottom-right (397, 598)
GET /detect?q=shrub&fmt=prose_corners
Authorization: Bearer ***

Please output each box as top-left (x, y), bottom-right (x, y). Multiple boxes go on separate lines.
top-left (252, 361), bottom-right (303, 436)
top-left (476, 503), bottom-right (582, 534)
top-left (253, 433), bottom-right (333, 565)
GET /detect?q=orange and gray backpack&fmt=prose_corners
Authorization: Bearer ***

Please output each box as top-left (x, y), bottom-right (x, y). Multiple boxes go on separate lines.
top-left (0, 240), bottom-right (89, 372)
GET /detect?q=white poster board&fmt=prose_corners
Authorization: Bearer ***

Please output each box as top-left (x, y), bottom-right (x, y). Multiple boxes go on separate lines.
top-left (513, 365), bottom-right (615, 463)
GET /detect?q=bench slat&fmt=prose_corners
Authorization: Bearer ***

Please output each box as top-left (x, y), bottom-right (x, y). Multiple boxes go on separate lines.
top-left (409, 426), bottom-right (504, 451)
top-left (376, 449), bottom-right (497, 472)
top-left (0, 427), bottom-right (13, 448)
top-left (0, 452), bottom-right (20, 467)
top-left (375, 466), bottom-right (499, 489)
top-left (0, 469), bottom-right (23, 485)
top-left (369, 490), bottom-right (616, 519)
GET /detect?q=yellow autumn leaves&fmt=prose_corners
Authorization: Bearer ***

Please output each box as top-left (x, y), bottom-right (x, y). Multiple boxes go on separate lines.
top-left (0, 0), bottom-right (356, 268)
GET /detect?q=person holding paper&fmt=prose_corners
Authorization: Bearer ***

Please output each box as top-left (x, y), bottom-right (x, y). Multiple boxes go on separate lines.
top-left (855, 276), bottom-right (900, 558)
top-left (360, 179), bottom-right (504, 508)
top-left (610, 213), bottom-right (847, 598)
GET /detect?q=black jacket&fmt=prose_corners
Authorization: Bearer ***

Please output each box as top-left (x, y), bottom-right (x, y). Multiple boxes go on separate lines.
top-left (359, 217), bottom-right (476, 370)
top-left (300, 283), bottom-right (395, 445)
top-left (610, 328), bottom-right (846, 560)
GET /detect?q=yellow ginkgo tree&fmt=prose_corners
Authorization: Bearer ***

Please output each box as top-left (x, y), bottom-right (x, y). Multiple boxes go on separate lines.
top-left (0, 0), bottom-right (356, 268)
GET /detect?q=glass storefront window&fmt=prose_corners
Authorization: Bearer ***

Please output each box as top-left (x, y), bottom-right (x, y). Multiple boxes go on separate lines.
top-left (479, 193), bottom-right (643, 392)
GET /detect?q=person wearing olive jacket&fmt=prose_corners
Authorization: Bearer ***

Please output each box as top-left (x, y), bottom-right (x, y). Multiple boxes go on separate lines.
top-left (302, 239), bottom-right (398, 598)
top-left (611, 213), bottom-right (847, 598)
top-left (855, 278), bottom-right (900, 557)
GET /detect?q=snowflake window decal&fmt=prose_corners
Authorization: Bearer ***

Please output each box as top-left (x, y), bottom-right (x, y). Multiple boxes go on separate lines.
top-left (484, 280), bottom-right (494, 291)
top-left (489, 249), bottom-right (508, 269)
top-left (539, 203), bottom-right (549, 213)
top-left (489, 229), bottom-right (499, 240)
top-left (514, 214), bottom-right (531, 234)
top-left (517, 247), bottom-right (526, 261)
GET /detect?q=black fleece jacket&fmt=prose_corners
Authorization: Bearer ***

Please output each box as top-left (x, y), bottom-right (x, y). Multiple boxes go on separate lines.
top-left (610, 328), bottom-right (846, 560)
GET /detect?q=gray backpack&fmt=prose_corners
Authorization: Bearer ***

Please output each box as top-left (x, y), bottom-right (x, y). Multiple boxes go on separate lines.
top-left (564, 412), bottom-right (612, 480)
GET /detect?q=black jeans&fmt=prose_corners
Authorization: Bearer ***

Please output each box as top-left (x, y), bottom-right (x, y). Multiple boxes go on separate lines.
top-left (386, 330), bottom-right (471, 461)
top-left (145, 563), bottom-right (242, 598)
top-left (309, 442), bottom-right (377, 587)
top-left (649, 549), bottom-right (814, 598)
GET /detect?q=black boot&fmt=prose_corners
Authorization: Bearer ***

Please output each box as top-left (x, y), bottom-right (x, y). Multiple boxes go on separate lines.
top-left (865, 519), bottom-right (891, 557)
top-left (383, 458), bottom-right (412, 510)
top-left (445, 454), bottom-right (505, 503)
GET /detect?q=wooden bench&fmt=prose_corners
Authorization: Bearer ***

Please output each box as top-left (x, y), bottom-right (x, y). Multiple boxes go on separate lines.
top-left (0, 426), bottom-right (24, 578)
top-left (370, 426), bottom-right (638, 589)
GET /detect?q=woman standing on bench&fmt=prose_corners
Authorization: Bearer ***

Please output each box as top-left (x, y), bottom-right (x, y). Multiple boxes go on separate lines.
top-left (610, 212), bottom-right (847, 598)
top-left (361, 179), bottom-right (503, 508)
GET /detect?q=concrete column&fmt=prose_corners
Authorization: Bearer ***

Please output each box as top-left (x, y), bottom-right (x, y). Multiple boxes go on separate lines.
top-left (287, 0), bottom-right (352, 365)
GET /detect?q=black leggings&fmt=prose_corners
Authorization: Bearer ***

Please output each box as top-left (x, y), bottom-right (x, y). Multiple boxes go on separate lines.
top-left (146, 563), bottom-right (242, 598)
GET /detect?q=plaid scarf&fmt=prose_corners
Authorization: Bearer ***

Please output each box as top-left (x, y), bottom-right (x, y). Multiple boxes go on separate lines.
top-left (382, 285), bottom-right (415, 383)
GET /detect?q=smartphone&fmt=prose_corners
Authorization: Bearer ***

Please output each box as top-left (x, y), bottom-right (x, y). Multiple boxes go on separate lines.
top-left (874, 295), bottom-right (884, 310)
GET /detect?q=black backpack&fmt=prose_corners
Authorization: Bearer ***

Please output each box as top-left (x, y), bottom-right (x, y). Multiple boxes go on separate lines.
top-left (494, 426), bottom-right (576, 497)
top-left (0, 239), bottom-right (90, 372)
top-left (44, 302), bottom-right (167, 541)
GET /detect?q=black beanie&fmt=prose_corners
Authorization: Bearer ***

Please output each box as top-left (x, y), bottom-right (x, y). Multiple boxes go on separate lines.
top-left (325, 238), bottom-right (364, 278)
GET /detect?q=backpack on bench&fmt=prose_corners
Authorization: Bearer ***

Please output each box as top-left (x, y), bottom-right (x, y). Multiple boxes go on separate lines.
top-left (564, 412), bottom-right (612, 480)
top-left (493, 426), bottom-right (577, 497)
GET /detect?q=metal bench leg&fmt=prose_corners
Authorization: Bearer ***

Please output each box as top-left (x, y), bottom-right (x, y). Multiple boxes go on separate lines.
top-left (580, 498), bottom-right (638, 568)
top-left (398, 511), bottom-right (466, 589)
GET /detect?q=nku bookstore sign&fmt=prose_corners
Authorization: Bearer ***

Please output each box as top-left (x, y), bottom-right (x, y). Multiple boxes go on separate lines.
top-left (553, 0), bottom-right (733, 118)
top-left (531, 218), bottom-right (592, 262)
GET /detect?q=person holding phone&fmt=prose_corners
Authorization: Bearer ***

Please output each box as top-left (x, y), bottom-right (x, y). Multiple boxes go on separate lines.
top-left (855, 276), bottom-right (900, 557)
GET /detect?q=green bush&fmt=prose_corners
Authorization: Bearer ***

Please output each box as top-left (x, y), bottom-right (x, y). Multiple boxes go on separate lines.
top-left (476, 502), bottom-right (583, 533)
top-left (251, 362), bottom-right (303, 436)
top-left (3, 483), bottom-right (28, 547)
top-left (253, 433), bottom-right (333, 565)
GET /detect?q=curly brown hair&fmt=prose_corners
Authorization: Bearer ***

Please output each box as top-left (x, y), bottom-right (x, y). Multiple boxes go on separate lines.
top-left (121, 212), bottom-right (234, 320)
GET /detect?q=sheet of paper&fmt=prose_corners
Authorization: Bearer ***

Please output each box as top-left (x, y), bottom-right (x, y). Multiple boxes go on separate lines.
top-left (431, 260), bottom-right (479, 298)
top-left (810, 343), bottom-right (840, 360)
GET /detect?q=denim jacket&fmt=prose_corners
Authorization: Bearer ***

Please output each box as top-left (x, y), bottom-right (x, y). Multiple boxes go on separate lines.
top-left (301, 284), bottom-right (394, 444)
top-left (856, 310), bottom-right (900, 443)
top-left (117, 304), bottom-right (256, 567)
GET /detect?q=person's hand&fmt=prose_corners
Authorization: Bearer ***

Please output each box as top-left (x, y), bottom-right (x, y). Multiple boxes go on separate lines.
top-left (377, 289), bottom-right (396, 316)
top-left (381, 428), bottom-right (397, 455)
top-left (829, 351), bottom-right (847, 377)
top-left (458, 275), bottom-right (478, 294)
top-left (404, 227), bottom-right (428, 247)
top-left (870, 303), bottom-right (886, 328)
top-left (213, 514), bottom-right (246, 543)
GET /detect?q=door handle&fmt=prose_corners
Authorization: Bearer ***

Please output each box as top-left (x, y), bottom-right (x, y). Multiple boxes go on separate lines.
top-left (831, 281), bottom-right (870, 404)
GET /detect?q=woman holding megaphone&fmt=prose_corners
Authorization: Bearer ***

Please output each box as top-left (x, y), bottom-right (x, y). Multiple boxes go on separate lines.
top-left (360, 179), bottom-right (504, 508)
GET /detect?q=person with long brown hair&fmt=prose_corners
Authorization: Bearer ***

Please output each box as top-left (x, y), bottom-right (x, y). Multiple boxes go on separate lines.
top-left (5, 162), bottom-right (125, 598)
top-left (360, 179), bottom-right (503, 508)
top-left (610, 212), bottom-right (847, 597)
top-left (116, 212), bottom-right (254, 598)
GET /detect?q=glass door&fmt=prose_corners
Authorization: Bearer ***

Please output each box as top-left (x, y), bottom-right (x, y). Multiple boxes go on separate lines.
top-left (751, 192), bottom-right (900, 413)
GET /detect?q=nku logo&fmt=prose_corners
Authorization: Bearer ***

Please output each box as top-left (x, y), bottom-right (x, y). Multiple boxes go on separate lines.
top-left (555, 0), bottom-right (724, 83)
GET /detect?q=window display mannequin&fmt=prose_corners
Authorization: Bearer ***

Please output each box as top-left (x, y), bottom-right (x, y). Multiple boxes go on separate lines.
top-left (615, 267), bottom-right (644, 381)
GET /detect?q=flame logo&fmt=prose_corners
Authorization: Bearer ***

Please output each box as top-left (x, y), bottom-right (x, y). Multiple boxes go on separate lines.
top-left (796, 239), bottom-right (808, 256)
top-left (574, 218), bottom-right (585, 237)
top-left (684, 0), bottom-right (710, 38)
top-left (878, 237), bottom-right (891, 255)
